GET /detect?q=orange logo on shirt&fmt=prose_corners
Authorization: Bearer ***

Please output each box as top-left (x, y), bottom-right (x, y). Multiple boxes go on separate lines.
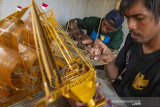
top-left (132, 73), bottom-right (149, 90)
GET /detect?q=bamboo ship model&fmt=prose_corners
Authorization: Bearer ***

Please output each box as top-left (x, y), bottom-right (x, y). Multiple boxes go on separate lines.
top-left (0, 0), bottom-right (106, 106)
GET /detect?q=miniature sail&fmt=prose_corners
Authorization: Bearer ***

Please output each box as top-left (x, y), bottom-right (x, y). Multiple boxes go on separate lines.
top-left (21, 16), bottom-right (35, 46)
top-left (0, 5), bottom-right (30, 26)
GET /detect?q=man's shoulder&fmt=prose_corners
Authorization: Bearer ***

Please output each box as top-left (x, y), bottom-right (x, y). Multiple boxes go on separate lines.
top-left (84, 16), bottom-right (100, 19)
top-left (82, 17), bottom-right (101, 30)
top-left (108, 26), bottom-right (123, 35)
top-left (83, 16), bottom-right (100, 22)
top-left (107, 26), bottom-right (124, 38)
top-left (115, 26), bottom-right (123, 33)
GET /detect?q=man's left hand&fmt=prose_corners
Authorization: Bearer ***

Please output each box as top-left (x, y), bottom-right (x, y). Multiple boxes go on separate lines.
top-left (79, 34), bottom-right (94, 45)
top-left (88, 39), bottom-right (115, 64)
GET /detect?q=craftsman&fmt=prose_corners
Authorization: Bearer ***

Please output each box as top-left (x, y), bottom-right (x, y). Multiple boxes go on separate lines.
top-left (89, 0), bottom-right (160, 103)
top-left (67, 9), bottom-right (124, 50)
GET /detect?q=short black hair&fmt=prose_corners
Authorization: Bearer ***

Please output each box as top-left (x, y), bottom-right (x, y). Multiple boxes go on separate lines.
top-left (119, 0), bottom-right (160, 22)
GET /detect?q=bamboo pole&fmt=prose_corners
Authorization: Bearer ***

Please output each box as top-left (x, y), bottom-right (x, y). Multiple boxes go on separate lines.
top-left (115, 0), bottom-right (122, 10)
top-left (31, 0), bottom-right (60, 88)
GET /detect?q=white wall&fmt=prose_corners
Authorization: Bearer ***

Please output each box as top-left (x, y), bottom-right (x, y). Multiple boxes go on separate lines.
top-left (0, 0), bottom-right (128, 49)
top-left (85, 0), bottom-right (116, 17)
top-left (0, 0), bottom-right (88, 27)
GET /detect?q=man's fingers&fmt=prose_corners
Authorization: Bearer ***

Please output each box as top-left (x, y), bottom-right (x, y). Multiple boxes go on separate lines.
top-left (82, 39), bottom-right (93, 45)
top-left (93, 54), bottom-right (113, 64)
top-left (73, 19), bottom-right (78, 28)
top-left (88, 47), bottom-right (98, 55)
top-left (94, 82), bottom-right (105, 102)
top-left (78, 34), bottom-right (87, 40)
top-left (89, 47), bottom-right (102, 57)
top-left (95, 39), bottom-right (112, 53)
top-left (68, 19), bottom-right (78, 30)
top-left (69, 21), bottom-right (74, 29)
top-left (99, 60), bottom-right (109, 64)
top-left (88, 47), bottom-right (104, 61)
top-left (94, 47), bottom-right (102, 56)
top-left (94, 54), bottom-right (110, 61)
top-left (88, 47), bottom-right (94, 54)
top-left (78, 35), bottom-right (82, 39)
top-left (95, 82), bottom-right (101, 86)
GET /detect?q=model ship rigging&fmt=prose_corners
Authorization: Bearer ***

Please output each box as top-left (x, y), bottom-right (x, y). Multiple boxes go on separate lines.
top-left (0, 0), bottom-right (106, 106)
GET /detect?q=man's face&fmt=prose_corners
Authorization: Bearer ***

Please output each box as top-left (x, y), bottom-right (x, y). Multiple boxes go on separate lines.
top-left (124, 0), bottom-right (160, 43)
top-left (101, 19), bottom-right (116, 34)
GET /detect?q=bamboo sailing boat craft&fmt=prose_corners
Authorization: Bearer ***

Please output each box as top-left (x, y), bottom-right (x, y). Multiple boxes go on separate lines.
top-left (0, 0), bottom-right (106, 106)
top-left (0, 4), bottom-right (42, 106)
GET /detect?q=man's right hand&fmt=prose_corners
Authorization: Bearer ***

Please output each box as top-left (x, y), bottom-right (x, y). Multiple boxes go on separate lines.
top-left (88, 39), bottom-right (115, 64)
top-left (66, 82), bottom-right (107, 107)
top-left (68, 19), bottom-right (78, 31)
top-left (69, 28), bottom-right (84, 40)
top-left (67, 19), bottom-right (85, 41)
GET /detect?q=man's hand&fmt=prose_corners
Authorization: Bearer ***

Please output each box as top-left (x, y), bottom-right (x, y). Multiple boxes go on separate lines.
top-left (88, 39), bottom-right (115, 64)
top-left (66, 82), bottom-right (107, 107)
top-left (68, 19), bottom-right (78, 31)
top-left (69, 28), bottom-right (84, 40)
top-left (94, 82), bottom-right (106, 102)
top-left (78, 34), bottom-right (94, 45)
top-left (67, 19), bottom-right (85, 40)
top-left (89, 40), bottom-right (118, 80)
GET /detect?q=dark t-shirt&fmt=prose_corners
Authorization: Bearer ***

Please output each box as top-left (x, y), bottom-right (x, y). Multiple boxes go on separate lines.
top-left (112, 34), bottom-right (160, 97)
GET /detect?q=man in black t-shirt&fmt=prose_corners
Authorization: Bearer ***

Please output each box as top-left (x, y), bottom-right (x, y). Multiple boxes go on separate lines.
top-left (89, 0), bottom-right (160, 98)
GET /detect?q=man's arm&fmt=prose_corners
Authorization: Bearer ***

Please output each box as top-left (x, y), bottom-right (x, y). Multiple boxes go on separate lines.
top-left (90, 34), bottom-right (133, 80)
top-left (104, 45), bottom-right (127, 80)
top-left (104, 63), bottom-right (119, 80)
top-left (67, 17), bottom-right (100, 33)
top-left (66, 17), bottom-right (100, 44)
top-left (89, 39), bottom-right (119, 80)
top-left (66, 18), bottom-right (88, 30)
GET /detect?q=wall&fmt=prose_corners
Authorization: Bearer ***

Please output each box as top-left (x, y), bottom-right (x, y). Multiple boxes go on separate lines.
top-left (0, 0), bottom-right (88, 27)
top-left (85, 0), bottom-right (116, 17)
top-left (0, 0), bottom-right (128, 49)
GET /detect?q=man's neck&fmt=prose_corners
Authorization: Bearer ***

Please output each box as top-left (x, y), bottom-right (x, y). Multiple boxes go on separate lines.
top-left (142, 36), bottom-right (160, 54)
